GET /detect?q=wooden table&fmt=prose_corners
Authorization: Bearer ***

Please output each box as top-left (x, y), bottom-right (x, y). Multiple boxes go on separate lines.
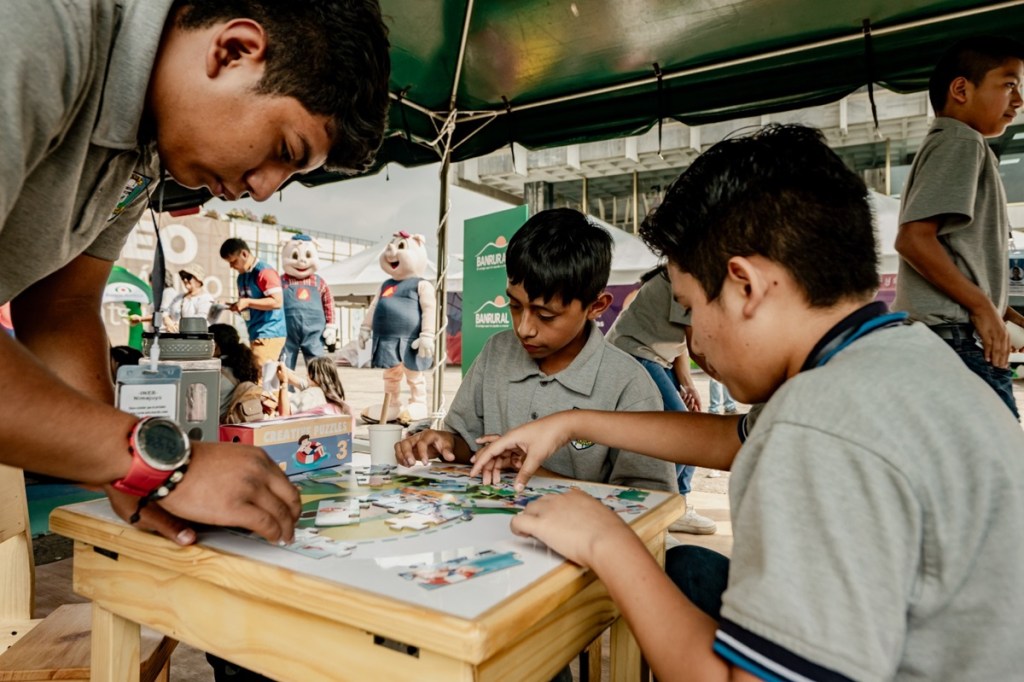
top-left (51, 472), bottom-right (684, 682)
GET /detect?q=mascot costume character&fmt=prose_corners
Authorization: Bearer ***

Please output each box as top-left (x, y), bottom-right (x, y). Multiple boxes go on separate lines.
top-left (358, 231), bottom-right (436, 424)
top-left (280, 234), bottom-right (337, 369)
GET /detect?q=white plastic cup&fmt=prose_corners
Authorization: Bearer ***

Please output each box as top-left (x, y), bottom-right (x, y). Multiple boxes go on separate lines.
top-left (368, 424), bottom-right (403, 466)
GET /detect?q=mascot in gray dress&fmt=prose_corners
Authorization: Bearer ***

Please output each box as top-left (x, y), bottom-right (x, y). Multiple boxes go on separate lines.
top-left (358, 231), bottom-right (436, 424)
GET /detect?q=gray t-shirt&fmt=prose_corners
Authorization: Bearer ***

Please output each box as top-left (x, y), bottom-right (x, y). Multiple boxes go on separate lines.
top-left (717, 322), bottom-right (1024, 681)
top-left (445, 324), bottom-right (678, 492)
top-left (893, 117), bottom-right (1010, 324)
top-left (0, 0), bottom-right (171, 303)
top-left (606, 274), bottom-right (691, 368)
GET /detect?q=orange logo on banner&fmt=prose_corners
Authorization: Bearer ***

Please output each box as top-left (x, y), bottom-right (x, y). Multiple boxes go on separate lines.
top-left (382, 285), bottom-right (397, 298)
top-left (297, 289), bottom-right (311, 301)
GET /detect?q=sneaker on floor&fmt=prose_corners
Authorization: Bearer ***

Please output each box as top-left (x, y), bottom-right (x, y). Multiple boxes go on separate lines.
top-left (669, 506), bottom-right (718, 535)
top-left (724, 407), bottom-right (738, 414)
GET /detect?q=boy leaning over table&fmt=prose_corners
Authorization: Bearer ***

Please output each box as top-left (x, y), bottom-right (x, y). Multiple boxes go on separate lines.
top-left (472, 125), bottom-right (1024, 682)
top-left (395, 207), bottom-right (677, 495)
top-left (0, 0), bottom-right (390, 546)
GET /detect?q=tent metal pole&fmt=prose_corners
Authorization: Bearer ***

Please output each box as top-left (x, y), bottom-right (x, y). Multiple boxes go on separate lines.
top-left (632, 171), bottom-right (639, 234)
top-left (428, 0), bottom-right (474, 428)
top-left (431, 133), bottom-right (454, 429)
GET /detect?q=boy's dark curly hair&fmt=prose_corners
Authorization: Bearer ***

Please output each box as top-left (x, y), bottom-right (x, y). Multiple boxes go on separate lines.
top-left (640, 124), bottom-right (878, 307)
top-left (174, 0), bottom-right (391, 174)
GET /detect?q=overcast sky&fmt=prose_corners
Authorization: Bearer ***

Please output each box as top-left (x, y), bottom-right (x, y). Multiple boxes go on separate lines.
top-left (206, 162), bottom-right (511, 255)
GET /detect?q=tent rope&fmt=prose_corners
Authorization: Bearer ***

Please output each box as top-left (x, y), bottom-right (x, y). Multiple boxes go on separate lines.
top-left (502, 96), bottom-right (517, 167)
top-left (861, 19), bottom-right (881, 134)
top-left (426, 109), bottom-right (459, 149)
top-left (653, 63), bottom-right (665, 159)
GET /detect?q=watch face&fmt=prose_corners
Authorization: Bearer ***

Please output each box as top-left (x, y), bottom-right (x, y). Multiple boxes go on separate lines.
top-left (140, 420), bottom-right (188, 467)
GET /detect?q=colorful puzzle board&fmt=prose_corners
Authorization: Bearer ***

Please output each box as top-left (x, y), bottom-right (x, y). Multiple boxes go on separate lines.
top-left (64, 463), bottom-right (672, 619)
top-left (261, 463), bottom-right (655, 558)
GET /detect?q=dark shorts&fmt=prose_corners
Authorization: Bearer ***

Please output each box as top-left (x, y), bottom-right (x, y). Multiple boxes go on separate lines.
top-left (930, 324), bottom-right (1019, 420)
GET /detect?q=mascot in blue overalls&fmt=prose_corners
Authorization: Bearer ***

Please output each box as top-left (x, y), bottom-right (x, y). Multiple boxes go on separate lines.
top-left (358, 231), bottom-right (436, 424)
top-left (280, 234), bottom-right (336, 370)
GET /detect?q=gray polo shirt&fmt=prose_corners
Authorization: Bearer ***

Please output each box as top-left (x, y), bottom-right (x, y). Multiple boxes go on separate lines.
top-left (606, 274), bottom-right (691, 368)
top-left (445, 323), bottom-right (677, 492)
top-left (717, 322), bottom-right (1024, 680)
top-left (893, 117), bottom-right (1010, 324)
top-left (0, 0), bottom-right (172, 303)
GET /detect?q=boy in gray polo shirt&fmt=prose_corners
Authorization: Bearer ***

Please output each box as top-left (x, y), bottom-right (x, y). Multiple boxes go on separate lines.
top-left (472, 125), bottom-right (1024, 681)
top-left (894, 36), bottom-right (1024, 417)
top-left (396, 208), bottom-right (677, 493)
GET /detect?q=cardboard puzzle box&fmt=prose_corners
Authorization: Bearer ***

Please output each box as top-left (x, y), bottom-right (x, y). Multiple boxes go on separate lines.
top-left (219, 414), bottom-right (354, 475)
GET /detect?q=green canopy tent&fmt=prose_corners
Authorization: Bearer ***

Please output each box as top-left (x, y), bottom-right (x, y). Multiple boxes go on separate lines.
top-left (155, 0), bottom-right (1024, 419)
top-left (103, 266), bottom-right (153, 350)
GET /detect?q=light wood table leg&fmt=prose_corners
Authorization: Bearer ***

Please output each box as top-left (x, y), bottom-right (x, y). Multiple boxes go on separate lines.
top-left (607, 533), bottom-right (667, 682)
top-left (91, 604), bottom-right (141, 682)
top-left (585, 635), bottom-right (603, 682)
top-left (610, 616), bottom-right (642, 682)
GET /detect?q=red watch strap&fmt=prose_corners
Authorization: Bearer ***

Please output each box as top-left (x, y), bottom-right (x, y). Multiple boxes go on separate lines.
top-left (112, 418), bottom-right (175, 497)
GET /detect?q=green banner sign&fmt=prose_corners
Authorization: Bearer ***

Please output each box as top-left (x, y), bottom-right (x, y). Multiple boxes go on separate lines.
top-left (461, 205), bottom-right (529, 374)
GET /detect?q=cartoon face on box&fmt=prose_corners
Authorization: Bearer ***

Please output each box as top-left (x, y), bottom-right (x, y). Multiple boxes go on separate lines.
top-left (219, 415), bottom-right (353, 476)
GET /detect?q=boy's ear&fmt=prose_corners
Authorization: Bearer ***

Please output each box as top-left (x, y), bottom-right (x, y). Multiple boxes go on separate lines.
top-left (724, 256), bottom-right (768, 318)
top-left (586, 291), bottom-right (614, 320)
top-left (948, 76), bottom-right (970, 107)
top-left (206, 19), bottom-right (268, 78)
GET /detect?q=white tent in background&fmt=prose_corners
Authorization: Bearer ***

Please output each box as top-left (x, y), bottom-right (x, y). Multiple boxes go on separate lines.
top-left (870, 190), bottom-right (901, 275)
top-left (321, 217), bottom-right (658, 300)
top-left (591, 217), bottom-right (660, 285)
top-left (320, 238), bottom-right (464, 301)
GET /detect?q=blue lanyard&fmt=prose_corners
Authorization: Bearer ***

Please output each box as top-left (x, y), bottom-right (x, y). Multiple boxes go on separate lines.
top-left (812, 311), bottom-right (908, 368)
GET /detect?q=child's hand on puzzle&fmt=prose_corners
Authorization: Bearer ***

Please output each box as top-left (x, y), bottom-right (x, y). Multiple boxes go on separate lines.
top-left (510, 489), bottom-right (633, 568)
top-left (470, 413), bottom-right (573, 490)
top-left (395, 429), bottom-right (457, 466)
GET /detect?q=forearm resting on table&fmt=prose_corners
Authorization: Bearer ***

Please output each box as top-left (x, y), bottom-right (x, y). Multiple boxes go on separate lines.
top-left (566, 410), bottom-right (740, 471)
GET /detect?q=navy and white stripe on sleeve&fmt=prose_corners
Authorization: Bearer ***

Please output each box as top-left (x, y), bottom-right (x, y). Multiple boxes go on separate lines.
top-left (714, 620), bottom-right (853, 682)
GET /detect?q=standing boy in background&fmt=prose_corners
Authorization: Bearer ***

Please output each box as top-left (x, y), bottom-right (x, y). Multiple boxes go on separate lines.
top-left (221, 237), bottom-right (288, 369)
top-left (894, 36), bottom-right (1024, 417)
top-left (472, 125), bottom-right (1024, 681)
top-left (396, 208), bottom-right (677, 495)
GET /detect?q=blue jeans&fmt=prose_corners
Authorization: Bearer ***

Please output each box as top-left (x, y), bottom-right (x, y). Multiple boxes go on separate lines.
top-left (666, 545), bottom-right (730, 621)
top-left (939, 334), bottom-right (1019, 420)
top-left (635, 357), bottom-right (694, 495)
top-left (709, 379), bottom-right (736, 413)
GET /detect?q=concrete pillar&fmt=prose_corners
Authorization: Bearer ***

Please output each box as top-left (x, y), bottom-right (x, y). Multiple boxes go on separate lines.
top-left (524, 181), bottom-right (555, 216)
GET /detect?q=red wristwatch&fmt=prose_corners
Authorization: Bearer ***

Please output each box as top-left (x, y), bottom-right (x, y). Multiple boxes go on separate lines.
top-left (112, 417), bottom-right (192, 497)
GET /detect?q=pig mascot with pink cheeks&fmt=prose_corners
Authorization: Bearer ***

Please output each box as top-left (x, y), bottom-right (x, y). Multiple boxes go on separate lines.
top-left (358, 231), bottom-right (436, 424)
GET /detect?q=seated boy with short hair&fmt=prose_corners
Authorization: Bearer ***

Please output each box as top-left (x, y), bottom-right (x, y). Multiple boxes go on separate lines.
top-left (396, 208), bottom-right (677, 493)
top-left (471, 125), bottom-right (1024, 681)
